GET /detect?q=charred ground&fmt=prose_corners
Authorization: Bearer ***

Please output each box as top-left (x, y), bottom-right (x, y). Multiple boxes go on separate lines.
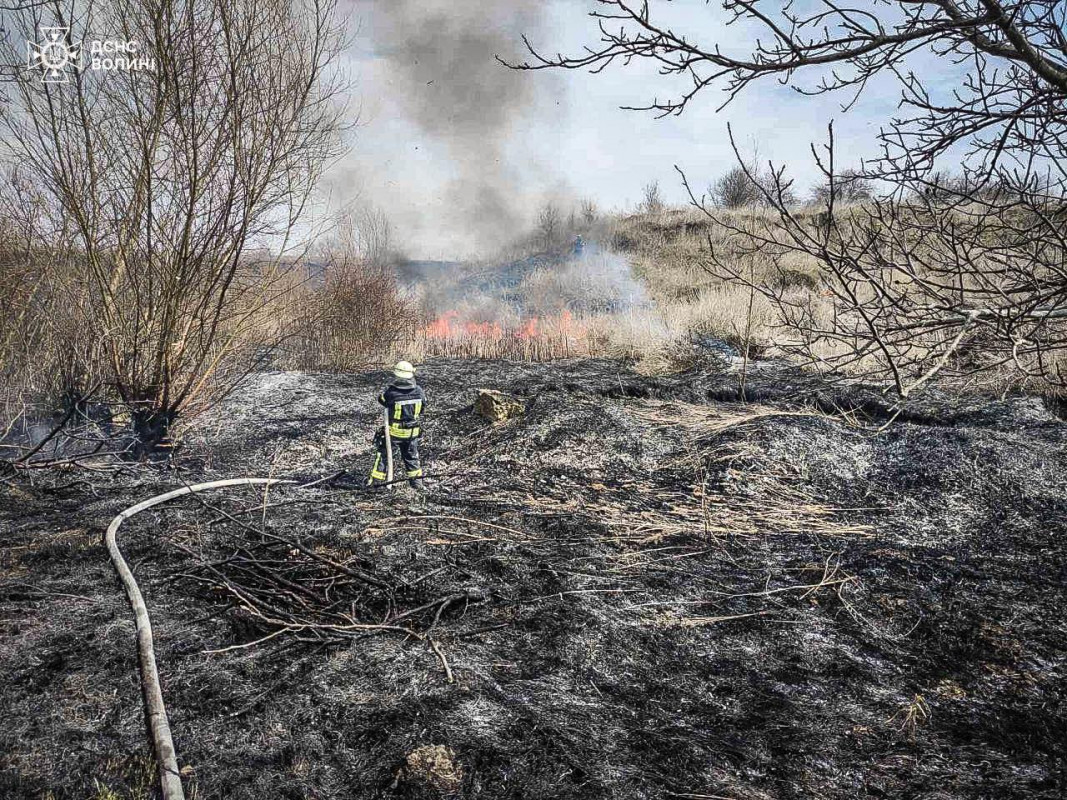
top-left (1, 356), bottom-right (1065, 799)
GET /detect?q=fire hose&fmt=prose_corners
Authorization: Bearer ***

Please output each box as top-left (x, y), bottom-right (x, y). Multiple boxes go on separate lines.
top-left (106, 429), bottom-right (434, 797)
top-left (383, 407), bottom-right (394, 484)
top-left (105, 478), bottom-right (294, 800)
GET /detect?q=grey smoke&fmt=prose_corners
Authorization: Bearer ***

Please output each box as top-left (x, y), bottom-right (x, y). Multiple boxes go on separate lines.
top-left (348, 0), bottom-right (565, 256)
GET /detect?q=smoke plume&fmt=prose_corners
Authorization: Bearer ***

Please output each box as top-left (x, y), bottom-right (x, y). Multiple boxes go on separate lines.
top-left (344, 0), bottom-right (565, 256)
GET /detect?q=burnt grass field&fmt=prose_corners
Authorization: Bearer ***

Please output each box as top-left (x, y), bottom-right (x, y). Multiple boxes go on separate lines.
top-left (2, 356), bottom-right (1066, 799)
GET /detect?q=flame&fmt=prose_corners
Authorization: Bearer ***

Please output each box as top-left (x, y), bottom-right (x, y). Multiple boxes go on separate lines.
top-left (424, 310), bottom-right (458, 338)
top-left (462, 320), bottom-right (504, 338)
top-left (423, 309), bottom-right (586, 342)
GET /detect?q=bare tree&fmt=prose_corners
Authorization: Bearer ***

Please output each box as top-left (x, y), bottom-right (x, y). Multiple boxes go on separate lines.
top-left (710, 162), bottom-right (798, 209)
top-left (810, 169), bottom-right (874, 205)
top-left (537, 201), bottom-right (562, 252)
top-left (1, 0), bottom-right (344, 449)
top-left (336, 205), bottom-right (394, 268)
top-left (580, 197), bottom-right (599, 226)
top-left (510, 0), bottom-right (1067, 395)
top-left (641, 180), bottom-right (663, 213)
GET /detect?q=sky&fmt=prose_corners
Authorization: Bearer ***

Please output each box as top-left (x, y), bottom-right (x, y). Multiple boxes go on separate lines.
top-left (328, 0), bottom-right (931, 259)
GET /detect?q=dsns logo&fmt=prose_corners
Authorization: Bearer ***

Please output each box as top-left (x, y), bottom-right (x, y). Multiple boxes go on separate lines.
top-left (27, 27), bottom-right (81, 83)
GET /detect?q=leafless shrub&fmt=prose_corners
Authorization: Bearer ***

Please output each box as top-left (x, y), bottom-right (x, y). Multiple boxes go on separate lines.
top-left (641, 180), bottom-right (664, 213)
top-left (285, 213), bottom-right (413, 371)
top-left (810, 170), bottom-right (874, 205)
top-left (341, 206), bottom-right (394, 268)
top-left (1, 0), bottom-right (345, 449)
top-left (0, 172), bottom-right (102, 419)
top-left (710, 165), bottom-right (762, 209)
top-left (710, 164), bottom-right (797, 209)
top-left (536, 201), bottom-right (562, 252)
top-left (580, 198), bottom-right (599, 226)
top-left (292, 266), bottom-right (412, 372)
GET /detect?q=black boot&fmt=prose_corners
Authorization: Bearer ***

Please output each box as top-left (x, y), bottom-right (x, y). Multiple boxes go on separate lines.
top-left (409, 478), bottom-right (426, 492)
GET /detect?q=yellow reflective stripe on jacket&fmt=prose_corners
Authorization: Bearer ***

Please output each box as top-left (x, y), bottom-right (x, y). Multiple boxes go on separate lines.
top-left (389, 425), bottom-right (419, 439)
top-left (393, 399), bottom-right (421, 418)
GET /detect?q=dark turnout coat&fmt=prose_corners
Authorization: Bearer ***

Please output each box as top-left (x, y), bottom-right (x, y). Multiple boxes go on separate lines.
top-left (377, 378), bottom-right (426, 439)
top-left (369, 378), bottom-right (426, 483)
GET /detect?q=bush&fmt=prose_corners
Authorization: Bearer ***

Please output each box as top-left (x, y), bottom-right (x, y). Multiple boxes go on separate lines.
top-left (810, 170), bottom-right (874, 204)
top-left (286, 262), bottom-right (414, 372)
top-left (0, 217), bottom-right (102, 418)
top-left (710, 165), bottom-right (797, 208)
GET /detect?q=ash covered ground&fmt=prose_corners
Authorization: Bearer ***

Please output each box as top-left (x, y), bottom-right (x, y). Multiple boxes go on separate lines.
top-left (2, 357), bottom-right (1066, 799)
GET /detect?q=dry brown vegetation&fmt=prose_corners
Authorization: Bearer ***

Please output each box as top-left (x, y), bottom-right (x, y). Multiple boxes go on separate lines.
top-left (8, 188), bottom-right (1062, 460)
top-left (0, 214), bottom-right (100, 421)
top-left (604, 206), bottom-right (821, 364)
top-left (602, 200), bottom-right (1067, 396)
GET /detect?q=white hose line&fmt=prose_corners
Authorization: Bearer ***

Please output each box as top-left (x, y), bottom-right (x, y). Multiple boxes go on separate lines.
top-left (384, 408), bottom-right (394, 485)
top-left (105, 478), bottom-right (294, 800)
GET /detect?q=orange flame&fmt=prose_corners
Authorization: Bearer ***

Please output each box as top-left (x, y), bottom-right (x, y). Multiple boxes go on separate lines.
top-left (424, 310), bottom-right (458, 338)
top-left (423, 310), bottom-right (585, 342)
top-left (517, 317), bottom-right (539, 340)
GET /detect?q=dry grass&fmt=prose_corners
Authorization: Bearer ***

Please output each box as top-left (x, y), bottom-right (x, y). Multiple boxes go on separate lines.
top-left (369, 210), bottom-right (797, 372)
top-left (889, 694), bottom-right (931, 739)
top-left (609, 206), bottom-right (826, 354)
top-left (400, 306), bottom-right (711, 375)
top-left (611, 203), bottom-right (1067, 393)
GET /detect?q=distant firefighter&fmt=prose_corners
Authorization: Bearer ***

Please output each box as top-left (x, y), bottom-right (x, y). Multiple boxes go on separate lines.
top-left (368, 361), bottom-right (426, 490)
top-left (572, 234), bottom-right (585, 256)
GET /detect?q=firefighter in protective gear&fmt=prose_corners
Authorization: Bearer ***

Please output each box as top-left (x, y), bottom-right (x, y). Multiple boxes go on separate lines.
top-left (368, 361), bottom-right (426, 489)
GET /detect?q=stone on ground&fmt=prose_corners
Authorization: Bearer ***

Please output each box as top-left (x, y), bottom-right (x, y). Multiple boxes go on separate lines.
top-left (474, 389), bottom-right (524, 423)
top-left (394, 745), bottom-right (463, 798)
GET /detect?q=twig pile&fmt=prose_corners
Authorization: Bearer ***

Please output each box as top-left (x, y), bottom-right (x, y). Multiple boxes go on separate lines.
top-left (161, 491), bottom-right (492, 689)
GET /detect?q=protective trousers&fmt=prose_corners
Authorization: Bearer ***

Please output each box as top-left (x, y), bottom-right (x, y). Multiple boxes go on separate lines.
top-left (368, 428), bottom-right (422, 486)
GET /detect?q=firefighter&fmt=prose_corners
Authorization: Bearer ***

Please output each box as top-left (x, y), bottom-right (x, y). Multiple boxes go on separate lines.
top-left (368, 360), bottom-right (426, 490)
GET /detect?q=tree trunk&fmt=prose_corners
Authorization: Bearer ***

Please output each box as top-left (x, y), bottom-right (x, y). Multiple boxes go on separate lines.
top-left (131, 407), bottom-right (176, 460)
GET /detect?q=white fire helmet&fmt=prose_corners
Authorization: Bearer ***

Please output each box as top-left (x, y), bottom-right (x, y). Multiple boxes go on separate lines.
top-left (393, 360), bottom-right (416, 380)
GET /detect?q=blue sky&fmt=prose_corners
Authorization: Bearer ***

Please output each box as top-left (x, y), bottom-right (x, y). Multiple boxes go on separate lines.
top-left (331, 0), bottom-right (939, 258)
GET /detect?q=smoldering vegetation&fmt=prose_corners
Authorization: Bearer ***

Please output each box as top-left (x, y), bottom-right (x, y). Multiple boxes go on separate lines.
top-left (0, 194), bottom-right (639, 460)
top-left (407, 244), bottom-right (654, 361)
top-left (2, 356), bottom-right (1065, 798)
